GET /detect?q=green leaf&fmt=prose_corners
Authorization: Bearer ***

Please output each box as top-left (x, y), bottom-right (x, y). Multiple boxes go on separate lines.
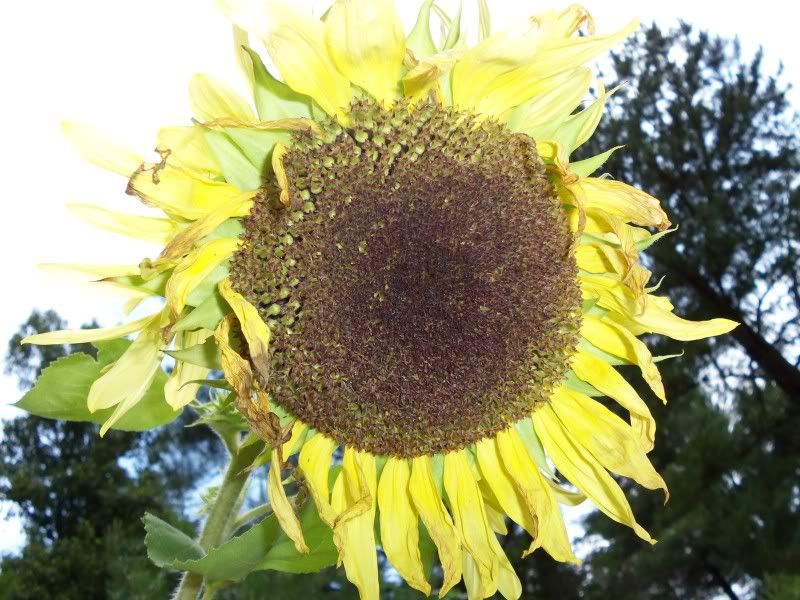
top-left (16, 343), bottom-right (178, 432)
top-left (407, 0), bottom-right (437, 58)
top-left (225, 127), bottom-right (292, 176)
top-left (187, 262), bottom-right (230, 308)
top-left (143, 513), bottom-right (205, 568)
top-left (636, 226), bottom-right (678, 251)
top-left (165, 337), bottom-right (221, 370)
top-left (563, 371), bottom-right (603, 397)
top-left (182, 379), bottom-right (232, 392)
top-left (242, 46), bottom-right (313, 120)
top-left (205, 130), bottom-right (262, 191)
top-left (257, 500), bottom-right (338, 574)
top-left (95, 338), bottom-right (133, 367)
top-left (106, 270), bottom-right (171, 297)
top-left (204, 219), bottom-right (245, 243)
top-left (579, 339), bottom-right (630, 366)
top-left (143, 501), bottom-right (336, 582)
top-left (175, 291), bottom-right (229, 332)
top-left (570, 145), bottom-right (624, 177)
top-left (441, 1), bottom-right (463, 51)
top-left (514, 417), bottom-right (557, 480)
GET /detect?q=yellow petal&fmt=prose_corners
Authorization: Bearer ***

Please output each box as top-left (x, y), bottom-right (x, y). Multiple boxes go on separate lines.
top-left (443, 451), bottom-right (502, 598)
top-left (272, 143), bottom-right (291, 207)
top-left (550, 388), bottom-right (668, 498)
top-left (128, 164), bottom-right (244, 221)
top-left (402, 47), bottom-right (464, 104)
top-left (325, 0), bottom-right (405, 107)
top-left (475, 438), bottom-right (537, 535)
top-left (214, 315), bottom-right (253, 405)
top-left (331, 449), bottom-right (379, 600)
top-left (408, 456), bottom-right (462, 597)
top-left (582, 274), bottom-right (737, 341)
top-left (582, 315), bottom-right (666, 401)
top-left (506, 68), bottom-right (591, 136)
top-left (268, 452), bottom-right (309, 554)
top-left (571, 349), bottom-right (656, 452)
top-left (189, 73), bottom-right (256, 122)
top-left (87, 316), bottom-right (164, 430)
top-left (62, 121), bottom-right (142, 177)
top-left (218, 278), bottom-right (272, 385)
top-left (159, 194), bottom-right (252, 261)
top-left (156, 126), bottom-right (222, 178)
top-left (572, 178), bottom-right (671, 231)
top-left (533, 404), bottom-right (655, 544)
top-left (164, 329), bottom-right (212, 409)
top-left (22, 313), bottom-right (157, 346)
top-left (281, 420), bottom-right (308, 458)
top-left (299, 433), bottom-right (338, 526)
top-left (452, 8), bottom-right (636, 117)
top-left (462, 553), bottom-right (483, 600)
top-left (377, 459), bottom-right (431, 595)
top-left (495, 428), bottom-right (577, 563)
top-left (165, 238), bottom-right (240, 318)
top-left (68, 204), bottom-right (180, 245)
top-left (219, 0), bottom-right (351, 118)
top-left (626, 300), bottom-right (738, 342)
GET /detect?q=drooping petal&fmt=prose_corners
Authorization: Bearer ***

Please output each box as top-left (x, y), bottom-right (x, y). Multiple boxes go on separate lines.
top-left (582, 315), bottom-right (666, 401)
top-left (443, 450), bottom-right (520, 599)
top-left (159, 194), bottom-right (253, 261)
top-left (164, 329), bottom-right (212, 409)
top-left (572, 178), bottom-right (671, 231)
top-left (67, 204), bottom-right (180, 245)
top-left (325, 0), bottom-right (405, 107)
top-left (268, 451), bottom-right (309, 554)
top-left (299, 433), bottom-right (338, 525)
top-left (62, 121), bottom-right (142, 177)
top-left (495, 428), bottom-right (577, 563)
top-left (571, 348), bottom-right (657, 452)
top-left (533, 404), bottom-right (655, 544)
top-left (87, 315), bottom-right (166, 435)
top-left (165, 238), bottom-right (240, 318)
top-left (214, 315), bottom-right (253, 406)
top-left (377, 458), bottom-right (431, 595)
top-left (408, 455), bottom-right (462, 597)
top-left (218, 278), bottom-right (272, 384)
top-left (331, 449), bottom-right (379, 600)
top-left (189, 73), bottom-right (256, 122)
top-left (550, 388), bottom-right (668, 498)
top-left (475, 438), bottom-right (537, 535)
top-left (22, 313), bottom-right (157, 346)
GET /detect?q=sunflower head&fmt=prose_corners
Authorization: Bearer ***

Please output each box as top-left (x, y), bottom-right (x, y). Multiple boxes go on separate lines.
top-left (26, 1), bottom-right (738, 599)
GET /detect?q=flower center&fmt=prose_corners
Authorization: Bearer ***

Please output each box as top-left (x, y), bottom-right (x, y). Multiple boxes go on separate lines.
top-left (230, 100), bottom-right (581, 457)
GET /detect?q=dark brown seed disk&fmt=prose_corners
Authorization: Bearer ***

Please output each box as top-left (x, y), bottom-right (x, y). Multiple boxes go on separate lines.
top-left (229, 99), bottom-right (581, 458)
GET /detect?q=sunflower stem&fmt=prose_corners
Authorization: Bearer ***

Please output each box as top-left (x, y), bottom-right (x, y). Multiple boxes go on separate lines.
top-left (174, 434), bottom-right (254, 600)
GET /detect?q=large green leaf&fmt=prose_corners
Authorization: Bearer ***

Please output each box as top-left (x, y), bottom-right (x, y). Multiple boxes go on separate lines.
top-left (143, 500), bottom-right (336, 583)
top-left (16, 341), bottom-right (178, 431)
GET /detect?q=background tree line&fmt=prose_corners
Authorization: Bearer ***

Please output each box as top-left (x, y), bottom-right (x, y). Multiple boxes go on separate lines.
top-left (2, 22), bottom-right (799, 599)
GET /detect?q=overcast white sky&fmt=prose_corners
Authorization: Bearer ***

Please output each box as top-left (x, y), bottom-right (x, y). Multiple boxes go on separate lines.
top-left (0, 0), bottom-right (797, 553)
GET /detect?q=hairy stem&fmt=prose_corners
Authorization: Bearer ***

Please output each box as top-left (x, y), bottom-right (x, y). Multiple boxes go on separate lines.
top-left (174, 435), bottom-right (257, 600)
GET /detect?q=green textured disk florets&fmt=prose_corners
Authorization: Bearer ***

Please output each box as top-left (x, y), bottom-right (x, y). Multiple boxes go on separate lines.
top-left (229, 99), bottom-right (581, 457)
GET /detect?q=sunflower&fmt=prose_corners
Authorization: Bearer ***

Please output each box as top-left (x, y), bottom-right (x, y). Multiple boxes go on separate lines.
top-left (26, 1), bottom-right (737, 598)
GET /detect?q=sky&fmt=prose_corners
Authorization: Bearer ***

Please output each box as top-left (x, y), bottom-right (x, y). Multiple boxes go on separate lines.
top-left (0, 0), bottom-right (797, 555)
